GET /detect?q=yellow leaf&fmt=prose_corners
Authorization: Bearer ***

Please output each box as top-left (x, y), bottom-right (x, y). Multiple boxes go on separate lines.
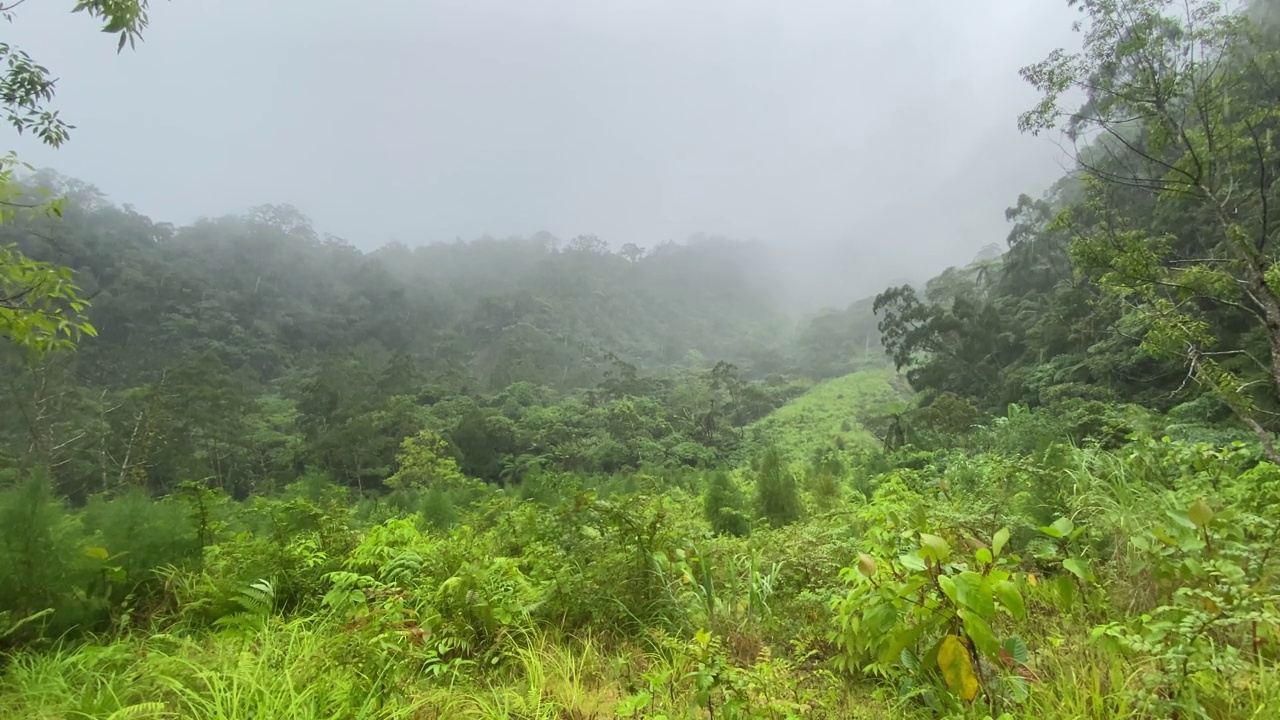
top-left (1026, 573), bottom-right (1038, 587)
top-left (857, 553), bottom-right (877, 578)
top-left (694, 628), bottom-right (711, 649)
top-left (85, 546), bottom-right (109, 561)
top-left (937, 634), bottom-right (980, 702)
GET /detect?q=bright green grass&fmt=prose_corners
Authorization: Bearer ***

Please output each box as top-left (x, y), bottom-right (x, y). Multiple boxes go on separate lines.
top-left (0, 620), bottom-right (907, 720)
top-left (748, 369), bottom-right (909, 460)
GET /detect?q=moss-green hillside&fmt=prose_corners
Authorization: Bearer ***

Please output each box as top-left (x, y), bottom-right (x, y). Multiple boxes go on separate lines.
top-left (747, 368), bottom-right (909, 460)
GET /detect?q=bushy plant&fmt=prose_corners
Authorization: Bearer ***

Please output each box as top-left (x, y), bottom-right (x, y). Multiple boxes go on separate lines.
top-left (1092, 498), bottom-right (1280, 715)
top-left (703, 471), bottom-right (750, 537)
top-left (754, 446), bottom-right (799, 528)
top-left (80, 489), bottom-right (200, 603)
top-left (831, 521), bottom-right (1033, 714)
top-left (0, 475), bottom-right (101, 638)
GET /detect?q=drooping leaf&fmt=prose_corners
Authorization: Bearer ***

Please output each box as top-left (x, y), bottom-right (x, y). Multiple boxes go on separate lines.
top-left (1165, 509), bottom-right (1198, 531)
top-left (1062, 557), bottom-right (1090, 581)
top-left (1053, 574), bottom-right (1076, 611)
top-left (994, 579), bottom-right (1025, 619)
top-left (1188, 499), bottom-right (1214, 529)
top-left (857, 553), bottom-right (877, 578)
top-left (901, 648), bottom-right (921, 672)
top-left (960, 609), bottom-right (1000, 656)
top-left (936, 634), bottom-right (980, 701)
top-left (920, 533), bottom-right (951, 563)
top-left (938, 574), bottom-right (958, 604)
top-left (899, 553), bottom-right (927, 572)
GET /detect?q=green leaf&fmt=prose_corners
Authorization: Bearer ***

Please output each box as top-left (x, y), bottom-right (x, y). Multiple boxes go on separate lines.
top-left (992, 527), bottom-right (1010, 558)
top-left (1001, 635), bottom-right (1029, 666)
top-left (994, 579), bottom-right (1025, 619)
top-left (960, 609), bottom-right (1000, 656)
top-left (106, 703), bottom-right (166, 720)
top-left (1188, 499), bottom-right (1214, 529)
top-left (694, 628), bottom-right (711, 649)
top-left (953, 571), bottom-right (996, 618)
top-left (900, 648), bottom-right (921, 673)
top-left (1165, 509), bottom-right (1197, 531)
top-left (899, 553), bottom-right (927, 572)
top-left (975, 547), bottom-right (993, 565)
top-left (938, 574), bottom-right (958, 604)
top-left (919, 533), bottom-right (951, 563)
top-left (1062, 557), bottom-right (1090, 581)
top-left (1040, 517), bottom-right (1074, 539)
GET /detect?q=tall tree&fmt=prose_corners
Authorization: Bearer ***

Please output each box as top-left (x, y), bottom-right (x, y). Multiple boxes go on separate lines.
top-left (1020, 0), bottom-right (1280, 458)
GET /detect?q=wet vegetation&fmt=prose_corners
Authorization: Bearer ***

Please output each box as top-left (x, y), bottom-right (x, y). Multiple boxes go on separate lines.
top-left (3, 0), bottom-right (1280, 718)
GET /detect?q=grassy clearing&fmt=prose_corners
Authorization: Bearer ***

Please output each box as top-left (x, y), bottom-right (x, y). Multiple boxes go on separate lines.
top-left (746, 369), bottom-right (908, 459)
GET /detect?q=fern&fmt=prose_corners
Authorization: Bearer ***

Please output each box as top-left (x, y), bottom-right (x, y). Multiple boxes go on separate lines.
top-left (381, 550), bottom-right (424, 585)
top-left (235, 579), bottom-right (276, 616)
top-left (105, 702), bottom-right (167, 720)
top-left (214, 578), bottom-right (275, 634)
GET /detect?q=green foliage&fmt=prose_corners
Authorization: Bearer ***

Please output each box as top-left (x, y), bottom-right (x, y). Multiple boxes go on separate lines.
top-left (0, 184), bottom-right (816, 495)
top-left (1, 388), bottom-right (1280, 717)
top-left (1014, 0), bottom-right (1280, 458)
top-left (0, 474), bottom-right (93, 639)
top-left (754, 446), bottom-right (800, 528)
top-left (831, 518), bottom-right (1034, 714)
top-left (746, 369), bottom-right (906, 461)
top-left (0, 238), bottom-right (96, 359)
top-left (1091, 497), bottom-right (1280, 716)
top-left (0, 0), bottom-right (154, 362)
top-left (703, 470), bottom-right (751, 537)
top-left (2, 1), bottom-right (152, 146)
top-left (793, 296), bottom-right (885, 380)
top-left (9, 5), bottom-right (1280, 718)
top-left (385, 429), bottom-right (476, 492)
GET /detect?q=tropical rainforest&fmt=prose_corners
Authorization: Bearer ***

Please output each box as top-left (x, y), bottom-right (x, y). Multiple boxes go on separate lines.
top-left (3, 0), bottom-right (1280, 718)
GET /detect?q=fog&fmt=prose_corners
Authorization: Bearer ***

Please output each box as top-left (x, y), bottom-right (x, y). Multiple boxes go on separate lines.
top-left (11, 0), bottom-right (1081, 308)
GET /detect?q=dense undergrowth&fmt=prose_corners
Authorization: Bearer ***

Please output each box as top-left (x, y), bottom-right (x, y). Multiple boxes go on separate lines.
top-left (1, 378), bottom-right (1277, 719)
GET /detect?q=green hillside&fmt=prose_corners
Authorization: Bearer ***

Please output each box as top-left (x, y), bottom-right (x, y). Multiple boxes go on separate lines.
top-left (747, 368), bottom-right (910, 460)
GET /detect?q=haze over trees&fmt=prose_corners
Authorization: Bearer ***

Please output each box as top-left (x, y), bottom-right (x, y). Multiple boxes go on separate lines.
top-left (1, 1), bottom-right (1280, 719)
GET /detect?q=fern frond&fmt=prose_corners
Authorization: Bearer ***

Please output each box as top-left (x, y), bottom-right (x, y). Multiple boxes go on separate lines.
top-left (106, 702), bottom-right (167, 720)
top-left (232, 578), bottom-right (275, 616)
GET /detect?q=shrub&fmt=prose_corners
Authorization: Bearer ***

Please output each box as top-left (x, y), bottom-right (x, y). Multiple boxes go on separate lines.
top-left (703, 471), bottom-right (750, 537)
top-left (754, 446), bottom-right (799, 528)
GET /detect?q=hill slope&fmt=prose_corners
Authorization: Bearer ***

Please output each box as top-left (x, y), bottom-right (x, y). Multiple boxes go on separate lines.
top-left (747, 368), bottom-right (910, 460)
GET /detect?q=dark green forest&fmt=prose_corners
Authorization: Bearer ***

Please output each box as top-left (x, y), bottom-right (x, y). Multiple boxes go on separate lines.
top-left (0, 172), bottom-right (889, 498)
top-left (3, 1), bottom-right (1280, 718)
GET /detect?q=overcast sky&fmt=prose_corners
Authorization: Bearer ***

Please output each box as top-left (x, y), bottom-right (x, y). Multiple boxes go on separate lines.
top-left (10, 0), bottom-right (1082, 304)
